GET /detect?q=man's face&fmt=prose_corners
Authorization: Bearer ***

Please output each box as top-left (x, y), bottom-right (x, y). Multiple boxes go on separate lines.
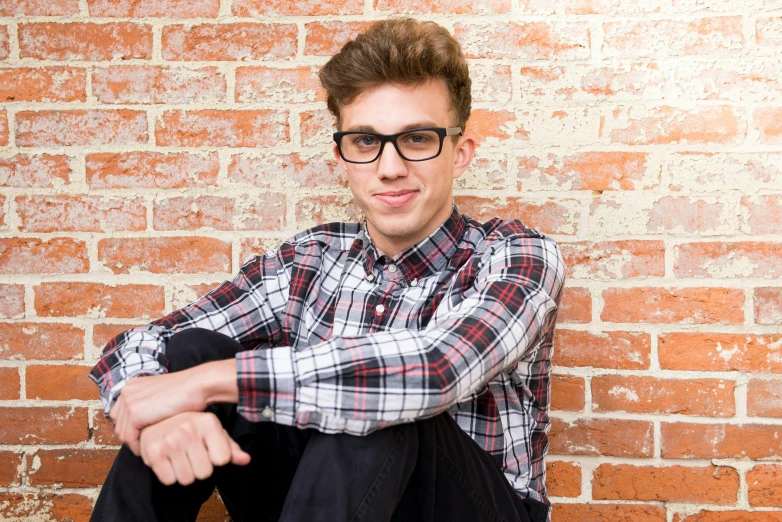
top-left (334, 79), bottom-right (475, 258)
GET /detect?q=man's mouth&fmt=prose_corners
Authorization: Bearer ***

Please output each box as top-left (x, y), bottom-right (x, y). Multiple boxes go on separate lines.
top-left (373, 190), bottom-right (417, 207)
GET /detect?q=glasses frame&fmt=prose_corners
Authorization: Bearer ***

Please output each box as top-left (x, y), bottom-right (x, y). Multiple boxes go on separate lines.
top-left (333, 126), bottom-right (463, 164)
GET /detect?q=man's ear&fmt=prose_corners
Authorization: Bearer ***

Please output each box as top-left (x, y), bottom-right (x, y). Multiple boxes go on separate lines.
top-left (451, 134), bottom-right (476, 180)
top-left (333, 142), bottom-right (348, 173)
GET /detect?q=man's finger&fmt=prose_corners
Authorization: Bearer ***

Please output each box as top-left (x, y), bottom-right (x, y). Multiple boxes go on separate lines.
top-left (169, 449), bottom-right (196, 486)
top-left (151, 459), bottom-right (177, 486)
top-left (229, 438), bottom-right (251, 466)
top-left (186, 439), bottom-right (214, 481)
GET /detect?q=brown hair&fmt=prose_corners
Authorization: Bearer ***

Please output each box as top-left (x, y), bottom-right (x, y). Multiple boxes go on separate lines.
top-left (318, 18), bottom-right (472, 132)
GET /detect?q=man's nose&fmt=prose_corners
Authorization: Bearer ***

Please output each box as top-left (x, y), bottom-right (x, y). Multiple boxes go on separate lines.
top-left (376, 141), bottom-right (408, 179)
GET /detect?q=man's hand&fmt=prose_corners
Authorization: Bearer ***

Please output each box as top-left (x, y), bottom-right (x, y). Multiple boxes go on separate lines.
top-left (139, 411), bottom-right (251, 486)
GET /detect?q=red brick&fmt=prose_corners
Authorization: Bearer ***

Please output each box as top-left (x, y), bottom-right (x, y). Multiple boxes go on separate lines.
top-left (229, 153), bottom-right (346, 189)
top-left (454, 22), bottom-right (590, 60)
top-left (558, 287), bottom-right (591, 324)
top-left (0, 27), bottom-right (8, 61)
top-left (0, 67), bottom-right (85, 102)
top-left (198, 492), bottom-right (230, 521)
top-left (742, 194), bottom-right (782, 234)
top-left (98, 237), bottom-right (231, 274)
top-left (755, 107), bottom-right (782, 144)
top-left (0, 110), bottom-right (6, 145)
top-left (154, 194), bottom-right (286, 231)
top-left (593, 464), bottom-right (738, 504)
top-left (0, 284), bottom-right (23, 319)
top-left (304, 22), bottom-right (373, 56)
top-left (156, 110), bottom-right (288, 148)
top-left (518, 152), bottom-right (654, 191)
top-left (549, 418), bottom-right (654, 457)
top-left (162, 23), bottom-right (297, 61)
top-left (93, 65), bottom-right (226, 104)
top-left (553, 504), bottom-right (666, 522)
top-left (546, 460), bottom-right (580, 497)
top-left (659, 333), bottom-right (782, 373)
top-left (16, 195), bottom-right (146, 233)
top-left (553, 330), bottom-right (651, 370)
top-left (0, 323), bottom-right (84, 360)
top-left (34, 282), bottom-right (164, 319)
top-left (92, 410), bottom-right (120, 445)
top-left (601, 105), bottom-right (746, 145)
top-left (16, 110), bottom-right (147, 147)
top-left (0, 0), bottom-right (79, 15)
top-left (296, 196), bottom-right (363, 229)
top-left (747, 464), bottom-right (782, 507)
top-left (234, 0), bottom-right (361, 15)
top-left (27, 449), bottom-right (116, 487)
top-left (561, 240), bottom-right (664, 280)
top-left (592, 375), bottom-right (735, 416)
top-left (171, 282), bottom-right (222, 309)
top-left (0, 451), bottom-right (22, 486)
top-left (19, 22), bottom-right (152, 60)
top-left (551, 375), bottom-right (585, 412)
top-left (756, 287), bottom-right (782, 325)
top-left (675, 512), bottom-right (782, 522)
top-left (87, 152), bottom-right (219, 190)
top-left (375, 0), bottom-right (509, 13)
top-left (240, 237), bottom-right (284, 265)
top-left (88, 0), bottom-right (219, 17)
top-left (662, 422), bottom-right (782, 459)
top-left (467, 109), bottom-right (524, 144)
top-left (748, 379), bottom-right (782, 418)
top-left (93, 323), bottom-right (138, 351)
top-left (26, 365), bottom-right (95, 401)
top-left (675, 241), bottom-right (782, 279)
top-left (300, 110), bottom-right (336, 147)
top-left (0, 407), bottom-right (88, 444)
top-left (0, 154), bottom-right (72, 188)
top-left (0, 238), bottom-right (88, 274)
top-left (0, 367), bottom-right (20, 400)
top-left (455, 196), bottom-right (581, 236)
top-left (0, 493), bottom-right (93, 521)
top-left (757, 16), bottom-right (782, 49)
top-left (236, 66), bottom-right (325, 104)
top-left (601, 288), bottom-right (745, 325)
top-left (602, 17), bottom-right (743, 57)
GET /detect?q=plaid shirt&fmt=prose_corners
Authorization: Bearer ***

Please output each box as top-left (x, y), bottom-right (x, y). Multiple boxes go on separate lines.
top-left (89, 205), bottom-right (565, 508)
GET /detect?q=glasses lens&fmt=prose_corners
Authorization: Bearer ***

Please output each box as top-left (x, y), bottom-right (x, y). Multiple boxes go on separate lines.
top-left (340, 133), bottom-right (382, 163)
top-left (396, 130), bottom-right (441, 160)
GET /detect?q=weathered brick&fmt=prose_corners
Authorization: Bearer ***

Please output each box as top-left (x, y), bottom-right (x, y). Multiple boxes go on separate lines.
top-left (156, 110), bottom-right (288, 148)
top-left (0, 367), bottom-right (20, 400)
top-left (240, 237), bottom-right (284, 265)
top-left (560, 240), bottom-right (665, 280)
top-left (234, 0), bottom-right (361, 16)
top-left (87, 152), bottom-right (219, 189)
top-left (88, 0), bottom-right (219, 17)
top-left (549, 418), bottom-right (654, 457)
top-left (0, 0), bottom-right (79, 15)
top-left (0, 238), bottom-right (88, 274)
top-left (162, 23), bottom-right (297, 61)
top-left (551, 374), bottom-right (585, 411)
top-left (748, 379), bottom-right (782, 418)
top-left (469, 64), bottom-right (512, 104)
top-left (16, 195), bottom-right (146, 233)
top-left (593, 464), bottom-right (739, 504)
top-left (671, 61), bottom-right (782, 103)
top-left (26, 365), bottom-right (95, 401)
top-left (300, 110), bottom-right (336, 148)
top-left (171, 282), bottom-right (222, 309)
top-left (553, 330), bottom-right (651, 369)
top-left (668, 152), bottom-right (782, 193)
top-left (27, 449), bottom-right (116, 487)
top-left (546, 460), bottom-right (581, 497)
top-left (454, 22), bottom-right (590, 60)
top-left (658, 333), bottom-right (782, 373)
top-left (518, 152), bottom-right (655, 191)
top-left (93, 65), bottom-right (226, 104)
top-left (154, 194), bottom-right (286, 231)
top-left (16, 110), bottom-right (148, 147)
top-left (747, 464), bottom-right (782, 507)
top-left (93, 323), bottom-right (137, 351)
top-left (553, 504), bottom-right (666, 522)
top-left (236, 66), bottom-right (325, 103)
top-left (592, 375), bottom-right (735, 416)
top-left (0, 26), bottom-right (9, 61)
top-left (674, 512), bottom-right (782, 522)
top-left (19, 22), bottom-right (152, 60)
top-left (0, 323), bottom-right (84, 360)
top-left (754, 107), bottom-right (782, 144)
top-left (92, 409), bottom-right (121, 445)
top-left (558, 287), bottom-right (591, 324)
top-left (0, 451), bottom-right (22, 486)
top-left (662, 422), bottom-right (782, 459)
top-left (98, 237), bottom-right (231, 274)
top-left (375, 0), bottom-right (509, 13)
top-left (757, 16), bottom-right (782, 50)
top-left (602, 17), bottom-right (744, 58)
top-left (296, 196), bottom-right (363, 229)
top-left (34, 282), bottom-right (164, 319)
top-left (199, 492), bottom-right (230, 522)
top-left (601, 288), bottom-right (745, 324)
top-left (756, 287), bottom-right (782, 326)
top-left (742, 195), bottom-right (782, 235)
top-left (304, 22), bottom-right (373, 56)
top-left (0, 67), bottom-right (86, 102)
top-left (0, 407), bottom-right (88, 444)
top-left (455, 196), bottom-right (581, 236)
top-left (455, 157), bottom-right (506, 191)
top-left (0, 493), bottom-right (93, 521)
top-left (467, 109), bottom-right (523, 144)
top-left (0, 154), bottom-right (72, 188)
top-left (0, 110), bottom-right (7, 145)
top-left (0, 284), bottom-right (23, 319)
top-left (229, 153), bottom-right (345, 189)
top-left (675, 241), bottom-right (782, 279)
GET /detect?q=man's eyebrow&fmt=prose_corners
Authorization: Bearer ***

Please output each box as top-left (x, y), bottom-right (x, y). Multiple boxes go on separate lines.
top-left (344, 121), bottom-right (442, 133)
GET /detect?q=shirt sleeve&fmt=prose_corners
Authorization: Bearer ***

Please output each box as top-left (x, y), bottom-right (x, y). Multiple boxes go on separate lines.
top-left (88, 248), bottom-right (291, 417)
top-left (235, 234), bottom-right (566, 435)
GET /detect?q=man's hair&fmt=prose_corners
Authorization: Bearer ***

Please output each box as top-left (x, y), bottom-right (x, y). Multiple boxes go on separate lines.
top-left (318, 18), bottom-right (472, 132)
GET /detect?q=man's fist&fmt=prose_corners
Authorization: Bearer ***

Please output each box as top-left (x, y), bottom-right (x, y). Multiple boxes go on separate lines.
top-left (139, 411), bottom-right (251, 486)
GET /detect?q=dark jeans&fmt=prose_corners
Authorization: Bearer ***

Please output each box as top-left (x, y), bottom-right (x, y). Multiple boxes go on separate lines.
top-left (91, 328), bottom-right (549, 522)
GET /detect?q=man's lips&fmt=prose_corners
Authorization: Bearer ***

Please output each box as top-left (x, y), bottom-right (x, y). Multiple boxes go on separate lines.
top-left (373, 190), bottom-right (417, 207)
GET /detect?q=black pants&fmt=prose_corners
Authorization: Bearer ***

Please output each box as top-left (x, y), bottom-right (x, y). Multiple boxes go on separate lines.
top-left (91, 328), bottom-right (549, 522)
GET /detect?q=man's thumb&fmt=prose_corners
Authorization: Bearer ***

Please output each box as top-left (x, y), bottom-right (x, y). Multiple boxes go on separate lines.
top-left (230, 439), bottom-right (251, 466)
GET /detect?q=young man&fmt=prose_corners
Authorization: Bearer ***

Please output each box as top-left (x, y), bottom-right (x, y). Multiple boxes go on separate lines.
top-left (89, 17), bottom-right (565, 522)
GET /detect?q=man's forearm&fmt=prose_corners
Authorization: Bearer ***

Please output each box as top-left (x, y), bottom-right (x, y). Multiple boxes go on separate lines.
top-left (201, 359), bottom-right (240, 404)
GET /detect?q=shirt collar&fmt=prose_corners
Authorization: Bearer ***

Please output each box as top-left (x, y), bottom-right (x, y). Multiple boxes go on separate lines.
top-left (358, 204), bottom-right (465, 282)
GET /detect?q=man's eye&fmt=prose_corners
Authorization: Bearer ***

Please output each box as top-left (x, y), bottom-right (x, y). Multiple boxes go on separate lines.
top-left (403, 133), bottom-right (434, 144)
top-left (353, 135), bottom-right (379, 147)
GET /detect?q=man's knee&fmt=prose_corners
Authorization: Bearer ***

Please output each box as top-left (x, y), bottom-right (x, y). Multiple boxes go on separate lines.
top-left (166, 328), bottom-right (242, 372)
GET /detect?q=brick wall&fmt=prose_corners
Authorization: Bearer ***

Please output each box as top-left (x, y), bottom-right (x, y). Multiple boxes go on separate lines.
top-left (1, 0), bottom-right (781, 520)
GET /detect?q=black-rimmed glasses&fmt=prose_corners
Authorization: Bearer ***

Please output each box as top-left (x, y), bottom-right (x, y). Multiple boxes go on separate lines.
top-left (333, 127), bottom-right (463, 164)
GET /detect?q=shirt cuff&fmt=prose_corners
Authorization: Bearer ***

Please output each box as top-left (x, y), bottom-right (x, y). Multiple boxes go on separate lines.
top-left (235, 346), bottom-right (297, 424)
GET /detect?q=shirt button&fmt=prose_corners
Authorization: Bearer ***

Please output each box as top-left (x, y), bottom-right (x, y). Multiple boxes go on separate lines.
top-left (366, 273), bottom-right (375, 282)
top-left (375, 304), bottom-right (385, 314)
top-left (388, 264), bottom-right (397, 273)
top-left (261, 406), bottom-right (273, 419)
top-left (410, 278), bottom-right (419, 287)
